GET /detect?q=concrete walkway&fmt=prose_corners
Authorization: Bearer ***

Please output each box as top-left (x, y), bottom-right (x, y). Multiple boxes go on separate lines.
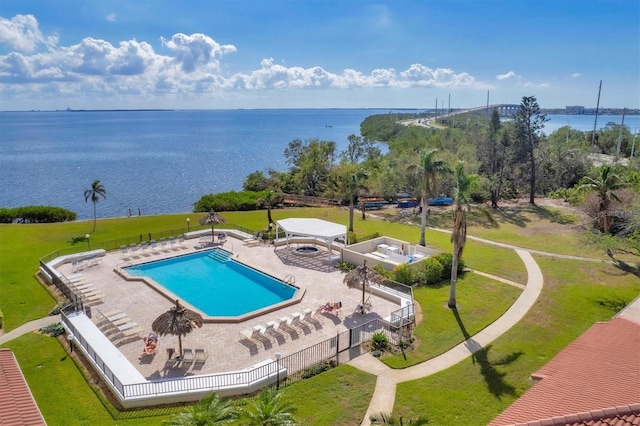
top-left (0, 315), bottom-right (61, 346)
top-left (350, 249), bottom-right (544, 425)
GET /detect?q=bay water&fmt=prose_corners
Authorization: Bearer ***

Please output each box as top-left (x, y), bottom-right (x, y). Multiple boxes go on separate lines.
top-left (1, 110), bottom-right (637, 220)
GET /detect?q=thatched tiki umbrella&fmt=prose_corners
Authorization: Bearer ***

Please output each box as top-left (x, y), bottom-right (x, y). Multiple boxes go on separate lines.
top-left (152, 299), bottom-right (203, 358)
top-left (343, 260), bottom-right (386, 314)
top-left (199, 209), bottom-right (226, 240)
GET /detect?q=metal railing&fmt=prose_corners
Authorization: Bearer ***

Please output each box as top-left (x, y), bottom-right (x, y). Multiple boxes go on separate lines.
top-left (40, 223), bottom-right (258, 264)
top-left (60, 299), bottom-right (414, 405)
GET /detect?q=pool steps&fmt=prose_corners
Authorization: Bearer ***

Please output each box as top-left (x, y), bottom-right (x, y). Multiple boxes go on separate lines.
top-left (208, 249), bottom-right (232, 263)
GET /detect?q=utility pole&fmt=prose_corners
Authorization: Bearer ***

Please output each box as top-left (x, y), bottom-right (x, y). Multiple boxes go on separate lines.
top-left (615, 107), bottom-right (626, 161)
top-left (591, 80), bottom-right (602, 146)
top-left (486, 90), bottom-right (490, 111)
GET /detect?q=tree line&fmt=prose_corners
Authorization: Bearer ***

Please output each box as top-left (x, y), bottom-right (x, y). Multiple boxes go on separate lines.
top-left (231, 96), bottom-right (638, 244)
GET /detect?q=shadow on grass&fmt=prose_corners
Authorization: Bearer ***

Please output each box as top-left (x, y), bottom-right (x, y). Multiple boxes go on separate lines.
top-left (609, 259), bottom-right (640, 279)
top-left (70, 235), bottom-right (89, 245)
top-left (452, 308), bottom-right (522, 399)
top-left (490, 207), bottom-right (530, 228)
top-left (593, 296), bottom-right (628, 313)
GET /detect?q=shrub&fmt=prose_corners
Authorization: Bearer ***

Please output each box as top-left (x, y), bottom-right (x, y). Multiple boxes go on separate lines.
top-left (393, 264), bottom-right (414, 285)
top-left (0, 205), bottom-right (76, 223)
top-left (432, 252), bottom-right (464, 280)
top-left (372, 263), bottom-right (393, 279)
top-left (0, 309), bottom-right (3, 329)
top-left (338, 262), bottom-right (356, 273)
top-left (371, 331), bottom-right (389, 352)
top-left (39, 322), bottom-right (65, 337)
top-left (416, 257), bottom-right (444, 286)
top-left (301, 359), bottom-right (336, 379)
top-left (193, 190), bottom-right (274, 212)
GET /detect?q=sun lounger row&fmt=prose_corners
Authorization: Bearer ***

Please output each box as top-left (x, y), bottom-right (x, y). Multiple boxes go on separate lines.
top-left (120, 237), bottom-right (186, 260)
top-left (243, 232), bottom-right (263, 246)
top-left (240, 308), bottom-right (325, 349)
top-left (174, 348), bottom-right (208, 365)
top-left (97, 309), bottom-right (141, 338)
top-left (71, 255), bottom-right (102, 272)
top-left (62, 274), bottom-right (104, 304)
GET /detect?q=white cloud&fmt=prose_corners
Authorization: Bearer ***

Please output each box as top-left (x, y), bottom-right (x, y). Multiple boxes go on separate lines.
top-left (571, 72), bottom-right (581, 78)
top-left (0, 14), bottom-right (58, 52)
top-left (161, 33), bottom-right (236, 73)
top-left (0, 14), bottom-right (492, 106)
top-left (106, 14), bottom-right (117, 23)
top-left (496, 71), bottom-right (517, 80)
top-left (523, 81), bottom-right (550, 89)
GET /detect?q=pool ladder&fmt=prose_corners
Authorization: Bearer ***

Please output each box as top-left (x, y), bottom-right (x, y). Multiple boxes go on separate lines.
top-left (283, 274), bottom-right (296, 285)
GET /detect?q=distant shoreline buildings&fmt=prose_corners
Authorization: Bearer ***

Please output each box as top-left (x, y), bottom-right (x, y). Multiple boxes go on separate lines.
top-left (542, 106), bottom-right (640, 115)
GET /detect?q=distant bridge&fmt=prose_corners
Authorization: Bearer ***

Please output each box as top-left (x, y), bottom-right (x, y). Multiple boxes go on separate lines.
top-left (446, 104), bottom-right (520, 117)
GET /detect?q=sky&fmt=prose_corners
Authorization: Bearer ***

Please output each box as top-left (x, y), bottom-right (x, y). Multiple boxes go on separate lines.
top-left (0, 0), bottom-right (638, 111)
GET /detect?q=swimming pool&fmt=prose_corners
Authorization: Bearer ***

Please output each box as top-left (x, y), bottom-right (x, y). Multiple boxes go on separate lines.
top-left (124, 249), bottom-right (297, 317)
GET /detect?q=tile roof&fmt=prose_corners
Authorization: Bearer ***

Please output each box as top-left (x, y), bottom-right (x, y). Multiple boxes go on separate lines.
top-left (0, 348), bottom-right (47, 425)
top-left (489, 318), bottom-right (640, 426)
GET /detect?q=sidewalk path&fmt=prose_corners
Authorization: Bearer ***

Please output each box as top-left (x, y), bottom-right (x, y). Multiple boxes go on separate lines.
top-left (0, 315), bottom-right (61, 346)
top-left (350, 249), bottom-right (544, 425)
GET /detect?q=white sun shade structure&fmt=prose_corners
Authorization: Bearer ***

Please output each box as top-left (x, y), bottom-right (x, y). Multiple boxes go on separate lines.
top-left (275, 218), bottom-right (347, 253)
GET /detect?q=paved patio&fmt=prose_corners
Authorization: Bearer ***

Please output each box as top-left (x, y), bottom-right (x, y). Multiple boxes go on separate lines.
top-left (56, 234), bottom-right (401, 380)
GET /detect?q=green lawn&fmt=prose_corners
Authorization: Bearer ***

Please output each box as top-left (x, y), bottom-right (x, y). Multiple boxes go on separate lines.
top-left (383, 273), bottom-right (522, 368)
top-left (392, 257), bottom-right (640, 425)
top-left (1, 205), bottom-right (638, 425)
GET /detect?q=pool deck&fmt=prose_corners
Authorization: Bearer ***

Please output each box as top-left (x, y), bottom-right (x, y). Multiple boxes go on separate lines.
top-left (56, 235), bottom-right (401, 379)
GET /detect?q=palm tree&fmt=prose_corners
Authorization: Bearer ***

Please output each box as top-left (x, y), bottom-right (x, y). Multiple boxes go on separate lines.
top-left (370, 412), bottom-right (429, 425)
top-left (243, 388), bottom-right (298, 426)
top-left (199, 210), bottom-right (226, 240)
top-left (257, 189), bottom-right (283, 232)
top-left (84, 179), bottom-right (106, 232)
top-left (578, 165), bottom-right (624, 234)
top-left (348, 172), bottom-right (368, 232)
top-left (407, 149), bottom-right (449, 246)
top-left (448, 162), bottom-right (480, 309)
top-left (343, 260), bottom-right (386, 314)
top-left (164, 392), bottom-right (238, 425)
top-left (152, 299), bottom-right (204, 358)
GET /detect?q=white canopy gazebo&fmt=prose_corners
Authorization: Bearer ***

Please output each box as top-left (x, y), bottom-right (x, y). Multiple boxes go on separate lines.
top-left (275, 218), bottom-right (347, 254)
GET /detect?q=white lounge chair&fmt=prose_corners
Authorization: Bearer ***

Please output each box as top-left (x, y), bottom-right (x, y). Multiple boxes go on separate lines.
top-left (194, 349), bottom-right (208, 363)
top-left (240, 327), bottom-right (261, 342)
top-left (244, 232), bottom-right (263, 246)
top-left (180, 348), bottom-right (195, 364)
top-left (117, 321), bottom-right (139, 332)
top-left (169, 236), bottom-right (179, 250)
top-left (120, 245), bottom-right (130, 259)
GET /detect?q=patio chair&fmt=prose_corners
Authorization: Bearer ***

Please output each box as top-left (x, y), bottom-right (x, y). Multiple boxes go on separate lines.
top-left (120, 245), bottom-right (131, 260)
top-left (194, 349), bottom-right (208, 363)
top-left (71, 259), bottom-right (85, 272)
top-left (169, 236), bottom-right (180, 250)
top-left (303, 308), bottom-right (324, 325)
top-left (244, 232), bottom-right (263, 247)
top-left (180, 349), bottom-right (195, 365)
top-left (139, 241), bottom-right (150, 255)
top-left (240, 327), bottom-right (261, 342)
top-left (149, 240), bottom-right (161, 254)
top-left (159, 238), bottom-right (169, 251)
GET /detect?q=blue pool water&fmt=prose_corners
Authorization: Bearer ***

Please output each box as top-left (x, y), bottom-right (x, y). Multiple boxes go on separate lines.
top-left (124, 250), bottom-right (296, 316)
